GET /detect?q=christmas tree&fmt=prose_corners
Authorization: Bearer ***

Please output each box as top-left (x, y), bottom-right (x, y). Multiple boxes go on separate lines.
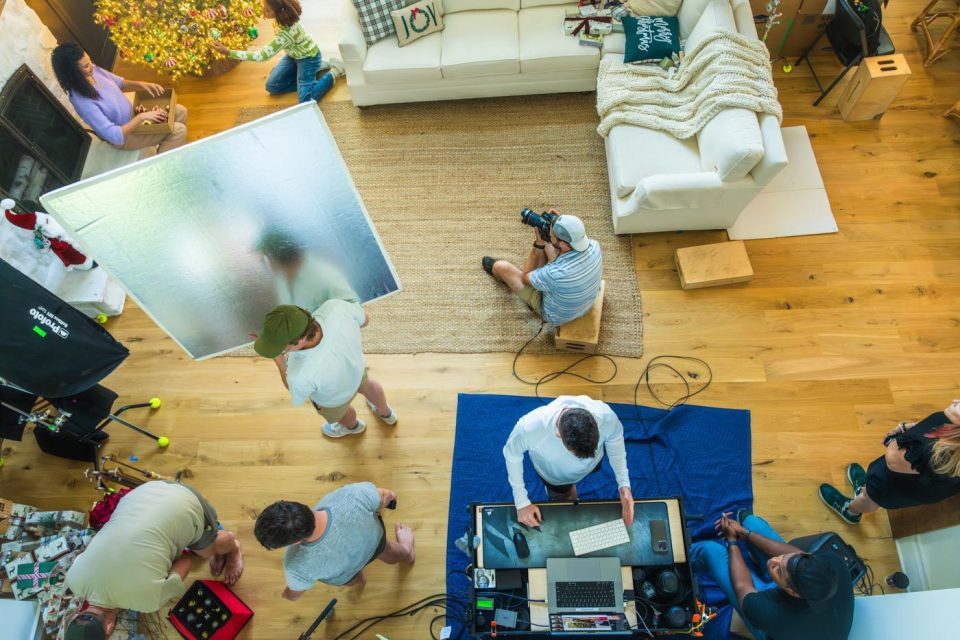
top-left (93, 1), bottom-right (264, 79)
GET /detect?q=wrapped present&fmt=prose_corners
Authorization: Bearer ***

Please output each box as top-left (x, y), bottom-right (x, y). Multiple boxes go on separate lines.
top-left (13, 560), bottom-right (62, 599)
top-left (3, 503), bottom-right (38, 540)
top-left (579, 4), bottom-right (599, 16)
top-left (25, 510), bottom-right (86, 535)
top-left (564, 15), bottom-right (613, 35)
top-left (579, 32), bottom-right (604, 47)
top-left (36, 535), bottom-right (75, 563)
top-left (1, 537), bottom-right (42, 554)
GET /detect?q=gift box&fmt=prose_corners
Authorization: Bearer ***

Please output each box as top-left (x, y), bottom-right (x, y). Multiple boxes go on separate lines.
top-left (36, 536), bottom-right (74, 563)
top-left (3, 503), bottom-right (38, 540)
top-left (579, 32), bottom-right (604, 47)
top-left (124, 88), bottom-right (179, 133)
top-left (564, 15), bottom-right (613, 35)
top-left (24, 510), bottom-right (86, 536)
top-left (169, 580), bottom-right (254, 640)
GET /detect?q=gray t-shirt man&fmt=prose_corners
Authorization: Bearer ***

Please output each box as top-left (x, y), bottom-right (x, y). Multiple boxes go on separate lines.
top-left (283, 482), bottom-right (385, 588)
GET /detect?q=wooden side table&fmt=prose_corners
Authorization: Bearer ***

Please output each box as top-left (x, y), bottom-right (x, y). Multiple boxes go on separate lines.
top-left (837, 55), bottom-right (911, 121)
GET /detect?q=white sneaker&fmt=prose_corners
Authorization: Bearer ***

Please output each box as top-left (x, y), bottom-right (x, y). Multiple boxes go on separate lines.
top-left (317, 59), bottom-right (331, 73)
top-left (322, 419), bottom-right (366, 438)
top-left (326, 57), bottom-right (345, 80)
top-left (366, 399), bottom-right (398, 425)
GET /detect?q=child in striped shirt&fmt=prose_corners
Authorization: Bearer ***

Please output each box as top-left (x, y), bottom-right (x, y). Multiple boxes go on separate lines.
top-left (211, 0), bottom-right (344, 103)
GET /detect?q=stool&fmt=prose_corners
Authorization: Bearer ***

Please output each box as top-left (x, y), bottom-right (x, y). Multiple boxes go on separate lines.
top-left (675, 241), bottom-right (753, 290)
top-left (912, 0), bottom-right (960, 67)
top-left (555, 280), bottom-right (605, 354)
top-left (837, 55), bottom-right (911, 121)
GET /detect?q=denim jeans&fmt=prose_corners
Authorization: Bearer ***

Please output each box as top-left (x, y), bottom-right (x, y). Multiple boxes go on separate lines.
top-left (689, 514), bottom-right (785, 640)
top-left (265, 53), bottom-right (334, 103)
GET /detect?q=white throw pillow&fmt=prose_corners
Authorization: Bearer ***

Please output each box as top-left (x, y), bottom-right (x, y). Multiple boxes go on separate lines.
top-left (696, 108), bottom-right (764, 181)
top-left (392, 0), bottom-right (444, 47)
top-left (624, 0), bottom-right (682, 16)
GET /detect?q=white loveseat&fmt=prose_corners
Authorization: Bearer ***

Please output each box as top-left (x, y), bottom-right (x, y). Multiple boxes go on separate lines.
top-left (602, 0), bottom-right (787, 233)
top-left (338, 0), bottom-right (787, 235)
top-left (339, 0), bottom-right (601, 106)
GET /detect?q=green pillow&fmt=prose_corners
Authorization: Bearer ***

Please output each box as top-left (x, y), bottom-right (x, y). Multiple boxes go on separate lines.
top-left (623, 15), bottom-right (681, 64)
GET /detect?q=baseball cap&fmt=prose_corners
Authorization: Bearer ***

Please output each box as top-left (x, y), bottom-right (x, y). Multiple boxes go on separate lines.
top-left (64, 613), bottom-right (106, 640)
top-left (552, 215), bottom-right (589, 251)
top-left (788, 553), bottom-right (838, 611)
top-left (254, 305), bottom-right (311, 358)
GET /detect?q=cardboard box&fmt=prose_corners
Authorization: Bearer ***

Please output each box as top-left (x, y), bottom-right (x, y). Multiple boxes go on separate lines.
top-left (126, 88), bottom-right (178, 133)
top-left (781, 11), bottom-right (829, 56)
top-left (675, 241), bottom-right (754, 289)
top-left (751, 0), bottom-right (828, 56)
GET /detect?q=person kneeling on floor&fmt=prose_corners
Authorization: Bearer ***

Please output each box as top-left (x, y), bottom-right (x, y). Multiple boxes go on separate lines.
top-left (254, 482), bottom-right (414, 598)
top-left (64, 481), bottom-right (243, 639)
top-left (690, 511), bottom-right (854, 640)
top-left (482, 211), bottom-right (602, 326)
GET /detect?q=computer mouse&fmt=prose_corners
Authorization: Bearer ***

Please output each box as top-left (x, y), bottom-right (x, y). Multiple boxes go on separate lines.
top-left (512, 530), bottom-right (530, 559)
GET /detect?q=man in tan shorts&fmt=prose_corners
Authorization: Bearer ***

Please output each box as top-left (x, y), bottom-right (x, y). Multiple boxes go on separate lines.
top-left (254, 301), bottom-right (397, 438)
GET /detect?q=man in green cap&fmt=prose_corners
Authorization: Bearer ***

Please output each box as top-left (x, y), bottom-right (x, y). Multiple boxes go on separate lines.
top-left (254, 299), bottom-right (396, 438)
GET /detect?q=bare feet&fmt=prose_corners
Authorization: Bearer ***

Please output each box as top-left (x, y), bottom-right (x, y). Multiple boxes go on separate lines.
top-left (223, 540), bottom-right (244, 585)
top-left (209, 554), bottom-right (226, 577)
top-left (396, 523), bottom-right (415, 564)
top-left (348, 571), bottom-right (367, 588)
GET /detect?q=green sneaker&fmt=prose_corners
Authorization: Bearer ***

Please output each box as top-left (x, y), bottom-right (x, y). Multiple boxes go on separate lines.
top-left (846, 463), bottom-right (867, 497)
top-left (819, 483), bottom-right (861, 525)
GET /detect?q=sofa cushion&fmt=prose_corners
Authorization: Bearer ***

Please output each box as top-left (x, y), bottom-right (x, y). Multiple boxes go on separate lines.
top-left (676, 0), bottom-right (714, 39)
top-left (623, 15), bottom-right (681, 64)
top-left (392, 0), bottom-right (444, 47)
top-left (521, 0), bottom-right (568, 7)
top-left (441, 10), bottom-right (520, 78)
top-left (364, 30), bottom-right (443, 82)
top-left (696, 108), bottom-right (763, 181)
top-left (519, 5), bottom-right (600, 73)
top-left (352, 0), bottom-right (407, 45)
top-left (443, 0), bottom-right (520, 12)
top-left (683, 0), bottom-right (736, 53)
top-left (607, 123), bottom-right (702, 198)
top-left (624, 0), bottom-right (682, 16)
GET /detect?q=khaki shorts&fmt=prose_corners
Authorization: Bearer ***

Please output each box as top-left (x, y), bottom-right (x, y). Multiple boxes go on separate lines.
top-left (170, 482), bottom-right (219, 550)
top-left (517, 285), bottom-right (543, 316)
top-left (310, 370), bottom-right (369, 423)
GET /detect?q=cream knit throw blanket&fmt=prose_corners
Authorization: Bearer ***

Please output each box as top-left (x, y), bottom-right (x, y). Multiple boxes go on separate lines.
top-left (596, 30), bottom-right (782, 139)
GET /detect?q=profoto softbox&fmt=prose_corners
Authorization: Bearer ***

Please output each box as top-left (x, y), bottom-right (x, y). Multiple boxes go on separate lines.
top-left (0, 258), bottom-right (129, 398)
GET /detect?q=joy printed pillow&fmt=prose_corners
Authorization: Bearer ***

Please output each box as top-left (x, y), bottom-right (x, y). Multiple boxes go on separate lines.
top-left (391, 0), bottom-right (444, 47)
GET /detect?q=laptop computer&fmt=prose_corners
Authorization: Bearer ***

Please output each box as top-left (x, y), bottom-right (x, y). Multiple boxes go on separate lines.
top-left (547, 557), bottom-right (625, 614)
top-left (546, 558), bottom-right (630, 636)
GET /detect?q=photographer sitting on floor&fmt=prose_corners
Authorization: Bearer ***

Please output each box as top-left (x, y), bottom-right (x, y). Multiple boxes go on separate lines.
top-left (482, 210), bottom-right (602, 326)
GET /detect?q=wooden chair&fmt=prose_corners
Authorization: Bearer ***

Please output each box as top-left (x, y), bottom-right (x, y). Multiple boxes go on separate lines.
top-left (912, 0), bottom-right (960, 67)
top-left (946, 100), bottom-right (960, 119)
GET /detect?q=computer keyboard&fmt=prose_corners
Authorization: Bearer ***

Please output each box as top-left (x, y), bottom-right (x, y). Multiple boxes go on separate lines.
top-left (555, 581), bottom-right (617, 609)
top-left (568, 519), bottom-right (631, 556)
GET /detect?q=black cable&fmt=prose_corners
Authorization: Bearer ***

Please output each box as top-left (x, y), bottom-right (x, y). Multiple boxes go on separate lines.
top-left (331, 593), bottom-right (465, 640)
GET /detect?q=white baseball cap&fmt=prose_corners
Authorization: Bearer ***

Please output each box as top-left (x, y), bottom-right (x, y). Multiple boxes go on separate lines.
top-left (552, 215), bottom-right (589, 251)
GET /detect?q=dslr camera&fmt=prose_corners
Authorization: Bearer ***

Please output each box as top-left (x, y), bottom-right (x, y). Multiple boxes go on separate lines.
top-left (520, 207), bottom-right (558, 239)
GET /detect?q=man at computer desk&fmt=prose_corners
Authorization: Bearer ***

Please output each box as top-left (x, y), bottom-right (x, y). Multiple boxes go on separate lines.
top-left (502, 395), bottom-right (634, 527)
top-left (690, 511), bottom-right (854, 640)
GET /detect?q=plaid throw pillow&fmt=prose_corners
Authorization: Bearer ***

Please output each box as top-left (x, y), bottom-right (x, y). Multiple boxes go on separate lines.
top-left (352, 0), bottom-right (407, 45)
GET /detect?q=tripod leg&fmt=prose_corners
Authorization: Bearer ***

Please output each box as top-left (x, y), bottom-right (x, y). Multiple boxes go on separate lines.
top-left (105, 414), bottom-right (162, 441)
top-left (813, 60), bottom-right (857, 106)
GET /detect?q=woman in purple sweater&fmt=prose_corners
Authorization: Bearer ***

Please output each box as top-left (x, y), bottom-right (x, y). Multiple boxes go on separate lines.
top-left (52, 43), bottom-right (188, 153)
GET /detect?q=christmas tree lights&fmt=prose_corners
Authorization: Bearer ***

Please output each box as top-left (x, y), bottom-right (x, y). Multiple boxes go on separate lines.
top-left (94, 1), bottom-right (263, 78)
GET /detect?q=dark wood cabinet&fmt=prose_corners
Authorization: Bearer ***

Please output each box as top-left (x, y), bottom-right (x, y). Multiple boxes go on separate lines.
top-left (25, 0), bottom-right (116, 70)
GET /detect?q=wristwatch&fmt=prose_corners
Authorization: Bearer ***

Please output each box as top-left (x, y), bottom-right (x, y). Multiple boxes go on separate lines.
top-left (723, 539), bottom-right (736, 549)
top-left (533, 242), bottom-right (546, 250)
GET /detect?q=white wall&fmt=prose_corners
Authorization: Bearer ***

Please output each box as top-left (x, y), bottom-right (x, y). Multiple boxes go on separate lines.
top-left (0, 0), bottom-right (69, 107)
top-left (896, 523), bottom-right (960, 592)
top-left (849, 588), bottom-right (960, 639)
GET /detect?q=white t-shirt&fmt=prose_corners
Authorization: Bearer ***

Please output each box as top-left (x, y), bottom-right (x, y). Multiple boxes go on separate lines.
top-left (502, 396), bottom-right (631, 510)
top-left (65, 482), bottom-right (205, 611)
top-left (286, 299), bottom-right (366, 407)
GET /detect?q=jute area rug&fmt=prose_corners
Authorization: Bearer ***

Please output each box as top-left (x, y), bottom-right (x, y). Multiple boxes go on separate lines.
top-left (236, 94), bottom-right (642, 357)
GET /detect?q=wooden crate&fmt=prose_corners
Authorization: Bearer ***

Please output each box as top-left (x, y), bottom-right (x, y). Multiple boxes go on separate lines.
top-left (838, 55), bottom-right (911, 121)
top-left (675, 241), bottom-right (753, 289)
top-left (555, 280), bottom-right (605, 354)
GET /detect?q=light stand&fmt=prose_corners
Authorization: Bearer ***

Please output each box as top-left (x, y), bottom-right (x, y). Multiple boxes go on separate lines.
top-left (299, 599), bottom-right (337, 640)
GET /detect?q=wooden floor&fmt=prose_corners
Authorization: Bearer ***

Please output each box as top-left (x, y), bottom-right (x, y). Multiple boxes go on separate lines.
top-left (3, 1), bottom-right (959, 638)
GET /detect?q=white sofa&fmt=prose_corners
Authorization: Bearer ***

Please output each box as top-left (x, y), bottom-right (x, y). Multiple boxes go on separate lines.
top-left (339, 0), bottom-right (601, 106)
top-left (602, 0), bottom-right (787, 233)
top-left (338, 0), bottom-right (787, 235)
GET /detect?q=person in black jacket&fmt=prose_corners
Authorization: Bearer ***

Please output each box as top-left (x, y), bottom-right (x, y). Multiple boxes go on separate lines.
top-left (819, 400), bottom-right (960, 524)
